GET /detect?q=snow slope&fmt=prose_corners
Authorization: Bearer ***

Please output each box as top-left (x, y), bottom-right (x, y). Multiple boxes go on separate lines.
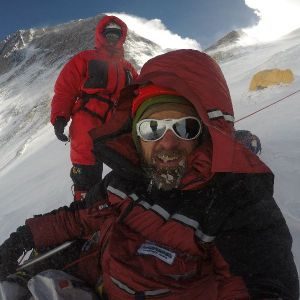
top-left (216, 29), bottom-right (300, 270)
top-left (0, 18), bottom-right (299, 279)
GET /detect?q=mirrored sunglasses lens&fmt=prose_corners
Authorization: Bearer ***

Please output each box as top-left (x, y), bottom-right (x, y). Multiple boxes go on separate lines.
top-left (173, 118), bottom-right (201, 139)
top-left (139, 120), bottom-right (166, 141)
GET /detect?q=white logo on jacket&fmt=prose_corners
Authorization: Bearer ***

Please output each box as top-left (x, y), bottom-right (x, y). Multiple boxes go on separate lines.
top-left (137, 242), bottom-right (176, 265)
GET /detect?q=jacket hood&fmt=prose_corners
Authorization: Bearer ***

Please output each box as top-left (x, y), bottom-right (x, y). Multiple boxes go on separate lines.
top-left (95, 15), bottom-right (127, 56)
top-left (91, 49), bottom-right (271, 187)
top-left (133, 49), bottom-right (270, 174)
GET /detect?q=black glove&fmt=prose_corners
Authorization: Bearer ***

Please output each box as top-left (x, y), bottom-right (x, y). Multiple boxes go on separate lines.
top-left (0, 225), bottom-right (34, 280)
top-left (54, 116), bottom-right (68, 142)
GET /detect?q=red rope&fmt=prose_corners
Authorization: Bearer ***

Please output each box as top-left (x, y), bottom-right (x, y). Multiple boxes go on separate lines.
top-left (235, 89), bottom-right (300, 123)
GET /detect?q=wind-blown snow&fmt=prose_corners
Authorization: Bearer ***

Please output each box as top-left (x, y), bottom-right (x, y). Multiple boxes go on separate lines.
top-left (0, 18), bottom-right (299, 282)
top-left (244, 0), bottom-right (300, 43)
top-left (107, 12), bottom-right (201, 50)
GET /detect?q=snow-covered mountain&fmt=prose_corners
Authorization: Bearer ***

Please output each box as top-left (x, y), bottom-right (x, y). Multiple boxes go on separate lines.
top-left (0, 14), bottom-right (167, 173)
top-left (0, 14), bottom-right (300, 279)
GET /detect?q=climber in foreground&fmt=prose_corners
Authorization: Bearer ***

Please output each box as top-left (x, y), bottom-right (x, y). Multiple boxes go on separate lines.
top-left (0, 49), bottom-right (298, 299)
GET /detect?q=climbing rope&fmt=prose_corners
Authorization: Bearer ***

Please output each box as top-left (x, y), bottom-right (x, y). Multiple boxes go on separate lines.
top-left (235, 89), bottom-right (300, 123)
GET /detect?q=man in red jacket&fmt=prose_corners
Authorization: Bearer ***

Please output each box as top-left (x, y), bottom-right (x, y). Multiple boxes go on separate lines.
top-left (0, 50), bottom-right (298, 299)
top-left (51, 15), bottom-right (138, 201)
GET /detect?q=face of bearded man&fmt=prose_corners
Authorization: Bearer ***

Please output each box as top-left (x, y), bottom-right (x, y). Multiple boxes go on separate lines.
top-left (139, 110), bottom-right (199, 191)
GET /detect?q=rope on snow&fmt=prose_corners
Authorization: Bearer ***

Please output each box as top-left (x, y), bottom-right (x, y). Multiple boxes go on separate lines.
top-left (235, 89), bottom-right (300, 123)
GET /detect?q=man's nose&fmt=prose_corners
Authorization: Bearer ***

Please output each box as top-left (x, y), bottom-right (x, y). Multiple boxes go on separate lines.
top-left (158, 129), bottom-right (179, 149)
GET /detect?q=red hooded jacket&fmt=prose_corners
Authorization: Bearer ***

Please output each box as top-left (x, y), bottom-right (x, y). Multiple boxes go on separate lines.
top-left (51, 15), bottom-right (138, 165)
top-left (27, 50), bottom-right (298, 299)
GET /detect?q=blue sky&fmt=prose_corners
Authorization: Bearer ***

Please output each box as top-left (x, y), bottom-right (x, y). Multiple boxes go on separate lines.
top-left (0, 0), bottom-right (258, 47)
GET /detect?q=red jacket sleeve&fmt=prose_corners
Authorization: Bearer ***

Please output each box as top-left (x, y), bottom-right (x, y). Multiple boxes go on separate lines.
top-left (25, 201), bottom-right (116, 249)
top-left (50, 52), bottom-right (86, 124)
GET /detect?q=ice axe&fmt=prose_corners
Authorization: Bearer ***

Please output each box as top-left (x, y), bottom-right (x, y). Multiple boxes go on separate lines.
top-left (16, 241), bottom-right (74, 272)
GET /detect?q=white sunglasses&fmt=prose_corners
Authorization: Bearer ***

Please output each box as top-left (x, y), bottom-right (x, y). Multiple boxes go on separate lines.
top-left (136, 117), bottom-right (202, 142)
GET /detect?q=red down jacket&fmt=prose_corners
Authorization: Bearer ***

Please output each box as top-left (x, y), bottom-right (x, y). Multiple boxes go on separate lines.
top-left (50, 15), bottom-right (138, 165)
top-left (28, 50), bottom-right (298, 299)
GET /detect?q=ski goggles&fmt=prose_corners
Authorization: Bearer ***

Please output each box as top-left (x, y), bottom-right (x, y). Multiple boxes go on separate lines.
top-left (136, 117), bottom-right (202, 142)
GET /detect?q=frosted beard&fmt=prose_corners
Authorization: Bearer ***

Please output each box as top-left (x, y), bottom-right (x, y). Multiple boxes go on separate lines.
top-left (142, 150), bottom-right (187, 191)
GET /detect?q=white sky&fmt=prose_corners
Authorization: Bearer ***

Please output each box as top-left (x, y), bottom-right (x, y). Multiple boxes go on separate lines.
top-left (243, 0), bottom-right (300, 42)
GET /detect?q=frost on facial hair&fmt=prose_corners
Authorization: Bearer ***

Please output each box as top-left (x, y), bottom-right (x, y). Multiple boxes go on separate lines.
top-left (146, 158), bottom-right (186, 191)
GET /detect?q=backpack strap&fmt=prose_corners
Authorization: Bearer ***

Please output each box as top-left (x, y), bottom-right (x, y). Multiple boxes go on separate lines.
top-left (80, 93), bottom-right (116, 124)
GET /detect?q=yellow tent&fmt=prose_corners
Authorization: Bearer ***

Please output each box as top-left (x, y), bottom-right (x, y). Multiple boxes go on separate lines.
top-left (249, 69), bottom-right (294, 91)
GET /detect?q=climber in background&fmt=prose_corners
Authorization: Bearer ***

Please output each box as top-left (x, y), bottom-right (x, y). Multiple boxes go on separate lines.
top-left (50, 15), bottom-right (138, 201)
